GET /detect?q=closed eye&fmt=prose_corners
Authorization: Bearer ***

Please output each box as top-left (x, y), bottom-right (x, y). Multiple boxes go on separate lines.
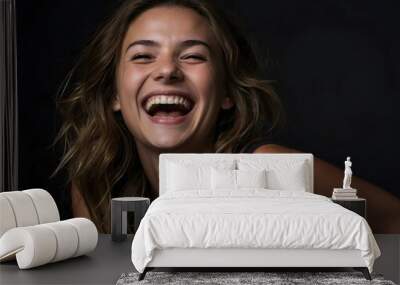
top-left (182, 54), bottom-right (207, 61)
top-left (130, 54), bottom-right (154, 61)
top-left (130, 53), bottom-right (206, 62)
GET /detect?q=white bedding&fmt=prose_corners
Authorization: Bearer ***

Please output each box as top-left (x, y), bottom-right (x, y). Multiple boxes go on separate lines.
top-left (131, 190), bottom-right (380, 273)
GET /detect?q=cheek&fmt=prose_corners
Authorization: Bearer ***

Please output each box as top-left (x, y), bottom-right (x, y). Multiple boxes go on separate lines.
top-left (187, 65), bottom-right (221, 102)
top-left (186, 65), bottom-right (224, 132)
top-left (118, 65), bottom-right (147, 109)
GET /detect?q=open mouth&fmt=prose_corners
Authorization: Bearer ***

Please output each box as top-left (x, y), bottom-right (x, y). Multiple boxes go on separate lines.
top-left (142, 95), bottom-right (195, 119)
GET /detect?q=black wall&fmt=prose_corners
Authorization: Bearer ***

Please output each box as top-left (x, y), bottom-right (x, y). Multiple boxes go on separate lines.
top-left (16, 0), bottom-right (400, 205)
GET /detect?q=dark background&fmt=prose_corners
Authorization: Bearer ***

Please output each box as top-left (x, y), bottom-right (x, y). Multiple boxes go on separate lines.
top-left (16, 0), bottom-right (400, 213)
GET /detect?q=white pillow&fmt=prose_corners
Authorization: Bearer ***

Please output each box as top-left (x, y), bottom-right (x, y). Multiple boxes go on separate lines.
top-left (211, 168), bottom-right (236, 190)
top-left (266, 165), bottom-right (308, 191)
top-left (236, 169), bottom-right (267, 188)
top-left (238, 158), bottom-right (309, 192)
top-left (166, 160), bottom-right (235, 191)
top-left (211, 168), bottom-right (267, 190)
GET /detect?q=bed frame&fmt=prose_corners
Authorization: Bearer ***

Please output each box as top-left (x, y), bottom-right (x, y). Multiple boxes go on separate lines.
top-left (141, 248), bottom-right (371, 280)
top-left (138, 154), bottom-right (372, 280)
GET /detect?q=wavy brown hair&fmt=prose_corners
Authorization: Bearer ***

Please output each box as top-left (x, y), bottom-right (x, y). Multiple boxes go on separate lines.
top-left (52, 0), bottom-right (284, 233)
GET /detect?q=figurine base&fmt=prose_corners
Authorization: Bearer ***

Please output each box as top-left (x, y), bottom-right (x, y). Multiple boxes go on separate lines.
top-left (333, 187), bottom-right (357, 192)
top-left (332, 194), bottom-right (359, 199)
top-left (332, 188), bottom-right (358, 200)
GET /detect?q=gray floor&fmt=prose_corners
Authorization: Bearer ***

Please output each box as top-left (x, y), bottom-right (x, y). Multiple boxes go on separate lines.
top-left (374, 235), bottom-right (400, 284)
top-left (0, 234), bottom-right (398, 285)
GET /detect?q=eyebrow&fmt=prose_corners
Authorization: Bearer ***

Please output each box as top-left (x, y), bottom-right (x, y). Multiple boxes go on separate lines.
top-left (125, 39), bottom-right (211, 53)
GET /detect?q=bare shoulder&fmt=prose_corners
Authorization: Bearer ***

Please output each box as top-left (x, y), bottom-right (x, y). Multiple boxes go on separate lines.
top-left (253, 144), bottom-right (299, 154)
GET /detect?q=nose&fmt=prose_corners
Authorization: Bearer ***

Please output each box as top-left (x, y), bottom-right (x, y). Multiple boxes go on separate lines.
top-left (152, 57), bottom-right (183, 83)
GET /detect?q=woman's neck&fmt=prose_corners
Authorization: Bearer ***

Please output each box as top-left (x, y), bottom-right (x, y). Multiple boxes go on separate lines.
top-left (135, 139), bottom-right (215, 198)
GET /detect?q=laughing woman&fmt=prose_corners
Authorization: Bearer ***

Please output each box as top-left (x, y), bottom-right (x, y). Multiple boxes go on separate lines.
top-left (53, 0), bottom-right (400, 233)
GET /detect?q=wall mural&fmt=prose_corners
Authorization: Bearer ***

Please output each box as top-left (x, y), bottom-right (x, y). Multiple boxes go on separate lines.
top-left (15, 0), bottom-right (400, 234)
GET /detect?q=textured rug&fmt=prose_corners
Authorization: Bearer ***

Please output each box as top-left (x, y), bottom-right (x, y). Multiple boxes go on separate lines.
top-left (116, 271), bottom-right (396, 285)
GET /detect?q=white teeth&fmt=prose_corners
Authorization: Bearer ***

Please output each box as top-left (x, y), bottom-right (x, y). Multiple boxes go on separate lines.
top-left (145, 100), bottom-right (152, 111)
top-left (144, 95), bottom-right (193, 112)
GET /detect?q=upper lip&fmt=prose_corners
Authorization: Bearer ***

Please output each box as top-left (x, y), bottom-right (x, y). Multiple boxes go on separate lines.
top-left (141, 90), bottom-right (196, 107)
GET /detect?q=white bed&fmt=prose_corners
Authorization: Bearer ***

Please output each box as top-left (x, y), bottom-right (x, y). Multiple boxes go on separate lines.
top-left (131, 153), bottom-right (381, 280)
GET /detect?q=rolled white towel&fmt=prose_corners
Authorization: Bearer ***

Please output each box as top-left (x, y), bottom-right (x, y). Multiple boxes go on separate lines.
top-left (0, 189), bottom-right (60, 238)
top-left (23, 189), bottom-right (60, 224)
top-left (0, 191), bottom-right (39, 228)
top-left (0, 225), bottom-right (57, 268)
top-left (0, 218), bottom-right (98, 269)
top-left (64, 218), bottom-right (98, 257)
top-left (41, 221), bottom-right (79, 262)
top-left (0, 196), bottom-right (17, 237)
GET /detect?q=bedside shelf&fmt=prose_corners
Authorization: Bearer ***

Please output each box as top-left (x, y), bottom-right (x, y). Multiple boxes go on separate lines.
top-left (331, 198), bottom-right (366, 218)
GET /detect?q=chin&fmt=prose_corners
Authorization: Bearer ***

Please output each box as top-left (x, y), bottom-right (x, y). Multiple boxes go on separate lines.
top-left (146, 133), bottom-right (193, 151)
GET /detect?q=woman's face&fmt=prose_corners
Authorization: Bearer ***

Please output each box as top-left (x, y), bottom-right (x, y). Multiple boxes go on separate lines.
top-left (114, 5), bottom-right (230, 151)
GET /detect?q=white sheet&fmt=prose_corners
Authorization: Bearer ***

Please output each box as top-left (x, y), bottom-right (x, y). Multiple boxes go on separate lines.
top-left (131, 190), bottom-right (380, 273)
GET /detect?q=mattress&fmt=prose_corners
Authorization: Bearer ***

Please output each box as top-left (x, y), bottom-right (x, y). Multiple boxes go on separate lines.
top-left (131, 189), bottom-right (381, 273)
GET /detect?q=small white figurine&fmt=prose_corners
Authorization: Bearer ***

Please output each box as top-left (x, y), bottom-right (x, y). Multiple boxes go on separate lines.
top-left (342, 156), bottom-right (353, 189)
